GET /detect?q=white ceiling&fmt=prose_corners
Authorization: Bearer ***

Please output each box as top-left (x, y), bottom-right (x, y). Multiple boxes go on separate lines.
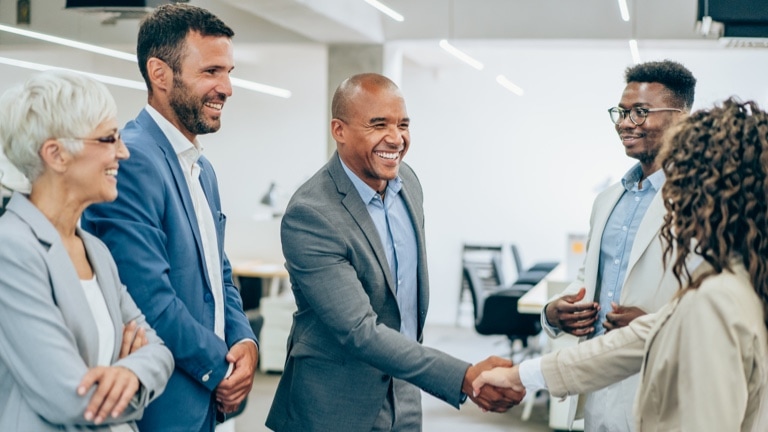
top-left (0, 0), bottom-right (746, 71)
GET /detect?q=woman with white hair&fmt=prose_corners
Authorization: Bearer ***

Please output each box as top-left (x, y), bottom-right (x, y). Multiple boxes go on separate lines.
top-left (0, 70), bottom-right (173, 431)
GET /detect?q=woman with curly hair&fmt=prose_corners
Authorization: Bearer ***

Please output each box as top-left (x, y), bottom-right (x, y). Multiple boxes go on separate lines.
top-left (473, 97), bottom-right (768, 431)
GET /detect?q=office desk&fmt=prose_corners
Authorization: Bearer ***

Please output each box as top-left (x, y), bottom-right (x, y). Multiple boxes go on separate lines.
top-left (231, 259), bottom-right (289, 298)
top-left (517, 264), bottom-right (566, 314)
top-left (231, 259), bottom-right (294, 373)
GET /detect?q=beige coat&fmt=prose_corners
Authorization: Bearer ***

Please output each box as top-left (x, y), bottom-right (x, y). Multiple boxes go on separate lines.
top-left (542, 261), bottom-right (768, 431)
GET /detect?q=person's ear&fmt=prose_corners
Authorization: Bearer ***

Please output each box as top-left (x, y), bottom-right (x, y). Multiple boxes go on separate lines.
top-left (38, 139), bottom-right (70, 174)
top-left (147, 57), bottom-right (172, 93)
top-left (330, 118), bottom-right (345, 144)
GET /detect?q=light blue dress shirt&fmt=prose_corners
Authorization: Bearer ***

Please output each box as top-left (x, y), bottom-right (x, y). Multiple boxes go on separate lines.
top-left (341, 160), bottom-right (419, 341)
top-left (591, 164), bottom-right (665, 337)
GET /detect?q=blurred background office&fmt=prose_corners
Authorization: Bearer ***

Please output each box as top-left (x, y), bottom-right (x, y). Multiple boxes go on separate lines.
top-left (1, 1), bottom-right (767, 430)
top-left (1, 0), bottom-right (766, 323)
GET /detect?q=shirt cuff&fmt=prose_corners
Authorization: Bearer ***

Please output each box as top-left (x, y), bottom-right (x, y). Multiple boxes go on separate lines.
top-left (518, 357), bottom-right (547, 392)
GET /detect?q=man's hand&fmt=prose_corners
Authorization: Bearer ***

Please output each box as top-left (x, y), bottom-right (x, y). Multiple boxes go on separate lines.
top-left (119, 320), bottom-right (147, 359)
top-left (215, 341), bottom-right (259, 414)
top-left (462, 356), bottom-right (525, 413)
top-left (544, 287), bottom-right (599, 336)
top-left (78, 366), bottom-right (140, 425)
top-left (472, 364), bottom-right (524, 397)
top-left (603, 302), bottom-right (645, 332)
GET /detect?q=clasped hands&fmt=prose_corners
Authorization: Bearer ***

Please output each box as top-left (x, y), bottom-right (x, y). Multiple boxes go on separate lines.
top-left (462, 355), bottom-right (526, 412)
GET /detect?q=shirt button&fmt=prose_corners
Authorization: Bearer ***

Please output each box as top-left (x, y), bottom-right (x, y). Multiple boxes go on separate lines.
top-left (608, 292), bottom-right (613, 298)
top-left (635, 197), bottom-right (640, 202)
top-left (622, 226), bottom-right (628, 231)
top-left (202, 373), bottom-right (210, 383)
top-left (614, 259), bottom-right (620, 265)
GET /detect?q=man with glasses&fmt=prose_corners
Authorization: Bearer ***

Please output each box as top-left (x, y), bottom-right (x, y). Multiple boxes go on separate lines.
top-left (539, 60), bottom-right (696, 432)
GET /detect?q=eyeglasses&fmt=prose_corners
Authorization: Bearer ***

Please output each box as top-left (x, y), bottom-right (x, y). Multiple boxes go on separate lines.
top-left (608, 107), bottom-right (683, 126)
top-left (60, 132), bottom-right (122, 146)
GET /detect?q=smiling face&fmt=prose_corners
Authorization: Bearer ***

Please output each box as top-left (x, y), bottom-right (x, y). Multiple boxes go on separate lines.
top-left (67, 118), bottom-right (130, 205)
top-left (616, 82), bottom-right (683, 174)
top-left (168, 31), bottom-right (233, 141)
top-left (332, 80), bottom-right (410, 192)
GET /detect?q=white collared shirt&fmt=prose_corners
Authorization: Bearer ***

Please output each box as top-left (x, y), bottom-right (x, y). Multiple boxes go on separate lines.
top-left (145, 105), bottom-right (225, 340)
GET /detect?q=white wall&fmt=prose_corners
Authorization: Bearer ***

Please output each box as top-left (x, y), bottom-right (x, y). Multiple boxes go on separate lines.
top-left (3, 34), bottom-right (768, 327)
top-left (398, 40), bottom-right (768, 324)
top-left (0, 42), bottom-right (329, 264)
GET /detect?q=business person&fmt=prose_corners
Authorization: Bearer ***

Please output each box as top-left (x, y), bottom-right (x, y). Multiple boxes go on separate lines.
top-left (539, 60), bottom-right (697, 431)
top-left (82, 4), bottom-right (257, 432)
top-left (474, 97), bottom-right (768, 432)
top-left (0, 70), bottom-right (173, 431)
top-left (266, 73), bottom-right (521, 432)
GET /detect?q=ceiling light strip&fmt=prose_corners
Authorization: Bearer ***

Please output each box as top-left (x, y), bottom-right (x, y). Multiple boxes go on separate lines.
top-left (617, 0), bottom-right (630, 22)
top-left (0, 24), bottom-right (137, 61)
top-left (0, 56), bottom-right (145, 89)
top-left (439, 39), bottom-right (484, 71)
top-left (230, 77), bottom-right (291, 98)
top-left (629, 39), bottom-right (641, 64)
top-left (0, 24), bottom-right (291, 98)
top-left (496, 75), bottom-right (524, 96)
top-left (363, 0), bottom-right (404, 22)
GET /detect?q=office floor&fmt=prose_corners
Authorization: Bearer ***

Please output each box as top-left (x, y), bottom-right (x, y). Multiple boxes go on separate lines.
top-left (231, 322), bottom-right (552, 432)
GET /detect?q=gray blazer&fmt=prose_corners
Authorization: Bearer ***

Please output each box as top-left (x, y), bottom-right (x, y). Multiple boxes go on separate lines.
top-left (266, 153), bottom-right (470, 432)
top-left (0, 193), bottom-right (173, 431)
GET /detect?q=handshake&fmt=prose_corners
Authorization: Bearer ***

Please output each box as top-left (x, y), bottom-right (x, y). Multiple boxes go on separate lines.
top-left (463, 356), bottom-right (526, 413)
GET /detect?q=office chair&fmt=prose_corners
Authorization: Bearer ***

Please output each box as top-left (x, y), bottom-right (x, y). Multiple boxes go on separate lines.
top-left (463, 265), bottom-right (541, 353)
top-left (508, 243), bottom-right (559, 284)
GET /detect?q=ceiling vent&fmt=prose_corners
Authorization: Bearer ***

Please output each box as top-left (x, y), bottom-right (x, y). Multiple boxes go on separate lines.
top-left (65, 0), bottom-right (188, 24)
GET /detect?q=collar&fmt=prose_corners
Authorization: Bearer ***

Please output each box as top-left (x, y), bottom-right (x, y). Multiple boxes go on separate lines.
top-left (339, 156), bottom-right (403, 204)
top-left (622, 163), bottom-right (665, 192)
top-left (145, 104), bottom-right (203, 159)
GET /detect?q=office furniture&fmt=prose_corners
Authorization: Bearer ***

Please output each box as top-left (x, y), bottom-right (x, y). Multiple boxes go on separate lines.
top-left (231, 259), bottom-right (294, 373)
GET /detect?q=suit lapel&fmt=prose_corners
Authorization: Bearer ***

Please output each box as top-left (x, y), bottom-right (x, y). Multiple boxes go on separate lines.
top-left (584, 183), bottom-right (625, 294)
top-left (327, 154), bottom-right (397, 296)
top-left (135, 110), bottom-right (210, 288)
top-left (624, 190), bottom-right (664, 281)
top-left (8, 194), bottom-right (100, 366)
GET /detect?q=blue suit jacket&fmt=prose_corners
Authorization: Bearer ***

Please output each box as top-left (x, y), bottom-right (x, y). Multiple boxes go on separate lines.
top-left (82, 109), bottom-right (256, 432)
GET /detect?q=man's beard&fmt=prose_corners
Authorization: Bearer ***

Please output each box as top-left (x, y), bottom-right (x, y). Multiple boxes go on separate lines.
top-left (169, 77), bottom-right (221, 136)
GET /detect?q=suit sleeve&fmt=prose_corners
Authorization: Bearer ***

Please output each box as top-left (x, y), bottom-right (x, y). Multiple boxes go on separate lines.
top-left (0, 231), bottom-right (162, 426)
top-left (82, 146), bottom-right (230, 392)
top-left (281, 202), bottom-right (470, 408)
top-left (540, 310), bottom-right (653, 397)
top-left (99, 241), bottom-right (174, 406)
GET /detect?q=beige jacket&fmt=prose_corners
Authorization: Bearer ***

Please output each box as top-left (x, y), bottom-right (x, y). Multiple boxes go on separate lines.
top-left (542, 261), bottom-right (768, 431)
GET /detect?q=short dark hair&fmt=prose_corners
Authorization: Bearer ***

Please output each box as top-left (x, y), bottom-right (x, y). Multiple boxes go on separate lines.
top-left (137, 3), bottom-right (234, 94)
top-left (625, 60), bottom-right (697, 110)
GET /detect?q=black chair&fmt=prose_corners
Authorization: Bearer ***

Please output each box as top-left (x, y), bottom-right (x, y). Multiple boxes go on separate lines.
top-left (506, 244), bottom-right (559, 285)
top-left (463, 264), bottom-right (541, 351)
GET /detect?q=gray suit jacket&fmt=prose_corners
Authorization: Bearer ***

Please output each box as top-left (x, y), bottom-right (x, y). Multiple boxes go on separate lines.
top-left (0, 193), bottom-right (173, 431)
top-left (266, 153), bottom-right (470, 432)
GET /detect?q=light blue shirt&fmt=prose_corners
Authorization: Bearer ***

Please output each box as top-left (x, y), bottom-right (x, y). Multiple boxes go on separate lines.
top-left (340, 159), bottom-right (419, 341)
top-left (591, 164), bottom-right (665, 337)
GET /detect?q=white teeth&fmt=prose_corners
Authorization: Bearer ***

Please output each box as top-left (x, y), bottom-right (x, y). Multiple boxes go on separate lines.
top-left (105, 169), bottom-right (117, 176)
top-left (205, 102), bottom-right (223, 110)
top-left (375, 152), bottom-right (398, 160)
